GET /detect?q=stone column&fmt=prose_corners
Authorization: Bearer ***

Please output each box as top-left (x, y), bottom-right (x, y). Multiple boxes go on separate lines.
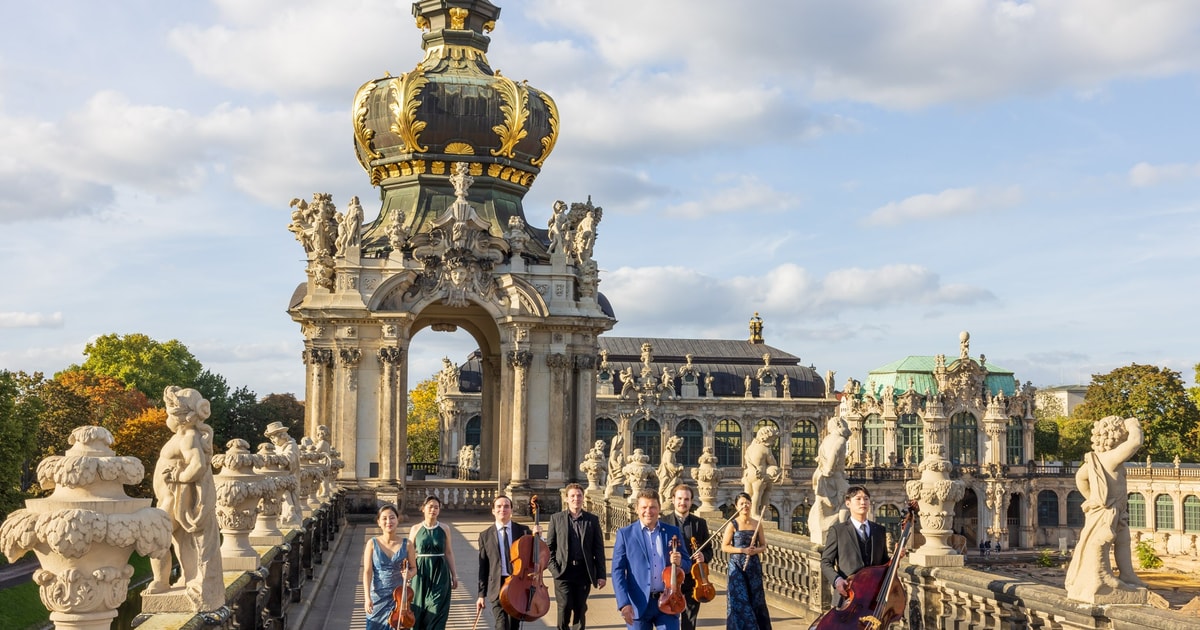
top-left (0, 426), bottom-right (172, 630)
top-left (306, 347), bottom-right (333, 437)
top-left (506, 349), bottom-right (533, 496)
top-left (546, 353), bottom-right (570, 482)
top-left (337, 347), bottom-right (361, 479)
top-left (983, 395), bottom-right (1007, 466)
top-left (905, 396), bottom-right (965, 567)
top-left (213, 439), bottom-right (268, 571)
top-left (574, 353), bottom-right (598, 476)
top-left (378, 346), bottom-right (404, 485)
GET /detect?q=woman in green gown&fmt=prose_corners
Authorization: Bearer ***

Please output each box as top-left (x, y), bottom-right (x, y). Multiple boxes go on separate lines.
top-left (406, 496), bottom-right (459, 629)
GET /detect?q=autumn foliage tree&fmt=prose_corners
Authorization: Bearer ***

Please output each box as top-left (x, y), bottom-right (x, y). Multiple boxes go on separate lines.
top-left (111, 407), bottom-right (172, 498)
top-left (407, 378), bottom-right (440, 462)
top-left (1073, 363), bottom-right (1200, 463)
top-left (35, 369), bottom-right (151, 458)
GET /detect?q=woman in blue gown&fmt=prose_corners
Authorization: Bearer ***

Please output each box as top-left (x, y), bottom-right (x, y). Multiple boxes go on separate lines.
top-left (721, 492), bottom-right (772, 630)
top-left (362, 504), bottom-right (409, 630)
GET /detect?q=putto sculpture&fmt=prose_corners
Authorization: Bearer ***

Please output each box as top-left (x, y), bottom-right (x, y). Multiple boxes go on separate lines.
top-left (809, 416), bottom-right (851, 545)
top-left (742, 426), bottom-right (783, 516)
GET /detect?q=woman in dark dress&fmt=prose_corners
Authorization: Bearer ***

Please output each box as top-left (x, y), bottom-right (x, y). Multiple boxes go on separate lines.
top-left (721, 492), bottom-right (772, 630)
top-left (406, 496), bottom-right (459, 629)
top-left (362, 504), bottom-right (408, 630)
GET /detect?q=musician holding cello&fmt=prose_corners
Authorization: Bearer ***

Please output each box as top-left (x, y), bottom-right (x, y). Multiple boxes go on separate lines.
top-left (611, 489), bottom-right (691, 630)
top-left (546, 483), bottom-right (606, 630)
top-left (819, 486), bottom-right (889, 608)
top-left (659, 483), bottom-right (712, 630)
top-left (476, 495), bottom-right (539, 630)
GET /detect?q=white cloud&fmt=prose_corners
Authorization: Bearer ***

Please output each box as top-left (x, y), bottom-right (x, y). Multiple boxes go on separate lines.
top-left (664, 175), bottom-right (799, 219)
top-left (0, 311), bottom-right (64, 328)
top-left (1129, 161), bottom-right (1200, 187)
top-left (862, 186), bottom-right (1023, 226)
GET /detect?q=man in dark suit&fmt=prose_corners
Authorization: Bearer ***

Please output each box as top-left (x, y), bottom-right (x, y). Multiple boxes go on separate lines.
top-left (819, 485), bottom-right (889, 607)
top-left (658, 483), bottom-right (711, 630)
top-left (546, 483), bottom-right (606, 630)
top-left (476, 495), bottom-right (535, 630)
top-left (612, 488), bottom-right (691, 630)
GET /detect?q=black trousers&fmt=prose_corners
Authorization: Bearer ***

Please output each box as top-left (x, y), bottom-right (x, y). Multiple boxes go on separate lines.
top-left (490, 596), bottom-right (522, 630)
top-left (679, 579), bottom-right (702, 630)
top-left (554, 565), bottom-right (593, 630)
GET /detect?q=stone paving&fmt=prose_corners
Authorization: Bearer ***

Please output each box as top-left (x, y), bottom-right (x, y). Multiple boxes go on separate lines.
top-left (297, 515), bottom-right (805, 629)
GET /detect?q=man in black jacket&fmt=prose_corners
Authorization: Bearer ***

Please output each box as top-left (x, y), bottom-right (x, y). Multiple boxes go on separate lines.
top-left (477, 495), bottom-right (534, 630)
top-left (546, 483), bottom-right (606, 630)
top-left (659, 483), bottom-right (712, 630)
top-left (820, 485), bottom-right (889, 607)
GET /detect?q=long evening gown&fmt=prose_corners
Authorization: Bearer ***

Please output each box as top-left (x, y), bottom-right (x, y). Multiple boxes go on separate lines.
top-left (367, 537), bottom-right (407, 630)
top-left (412, 524), bottom-right (452, 629)
top-left (726, 523), bottom-right (772, 630)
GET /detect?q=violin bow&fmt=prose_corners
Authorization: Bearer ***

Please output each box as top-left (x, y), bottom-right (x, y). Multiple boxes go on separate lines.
top-left (749, 505), bottom-right (767, 549)
top-left (470, 604), bottom-right (483, 630)
top-left (689, 510), bottom-right (740, 555)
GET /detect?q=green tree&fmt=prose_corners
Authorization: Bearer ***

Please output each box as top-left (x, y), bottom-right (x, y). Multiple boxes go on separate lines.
top-left (0, 371), bottom-right (42, 518)
top-left (192, 370), bottom-right (231, 434)
top-left (1034, 393), bottom-right (1066, 460)
top-left (1073, 363), bottom-right (1200, 462)
top-left (407, 378), bottom-right (440, 462)
top-left (212, 386), bottom-right (263, 450)
top-left (1056, 417), bottom-right (1093, 463)
top-left (79, 333), bottom-right (202, 403)
top-left (256, 393), bottom-right (305, 440)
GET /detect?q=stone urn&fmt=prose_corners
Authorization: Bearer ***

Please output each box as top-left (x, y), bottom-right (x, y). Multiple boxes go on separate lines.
top-left (0, 426), bottom-right (171, 630)
top-left (622, 448), bottom-right (655, 506)
top-left (212, 439), bottom-right (269, 571)
top-left (249, 444), bottom-right (294, 545)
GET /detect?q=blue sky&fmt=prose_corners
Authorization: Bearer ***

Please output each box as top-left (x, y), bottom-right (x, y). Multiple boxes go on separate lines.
top-left (2, 0), bottom-right (1198, 398)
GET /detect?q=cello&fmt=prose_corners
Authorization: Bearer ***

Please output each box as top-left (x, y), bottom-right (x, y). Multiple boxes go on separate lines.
top-left (499, 495), bottom-right (551, 621)
top-left (658, 536), bottom-right (687, 615)
top-left (808, 501), bottom-right (919, 630)
top-left (388, 558), bottom-right (415, 629)
top-left (688, 536), bottom-right (716, 603)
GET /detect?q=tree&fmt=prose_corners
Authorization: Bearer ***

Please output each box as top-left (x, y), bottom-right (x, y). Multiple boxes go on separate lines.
top-left (34, 369), bottom-right (151, 458)
top-left (111, 407), bottom-right (172, 498)
top-left (256, 393), bottom-right (305, 441)
top-left (407, 378), bottom-right (440, 462)
top-left (1034, 393), bottom-right (1066, 461)
top-left (1073, 363), bottom-right (1200, 462)
top-left (79, 333), bottom-right (203, 403)
top-left (192, 370), bottom-right (232, 433)
top-left (212, 386), bottom-right (263, 450)
top-left (0, 371), bottom-right (42, 518)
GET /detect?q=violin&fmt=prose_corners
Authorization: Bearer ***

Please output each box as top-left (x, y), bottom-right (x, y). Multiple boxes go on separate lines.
top-left (388, 558), bottom-right (415, 629)
top-left (658, 536), bottom-right (687, 615)
top-left (688, 536), bottom-right (716, 603)
top-left (500, 495), bottom-right (551, 621)
top-left (808, 501), bottom-right (919, 630)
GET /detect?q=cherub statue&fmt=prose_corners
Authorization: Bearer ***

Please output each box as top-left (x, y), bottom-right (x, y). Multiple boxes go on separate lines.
top-left (742, 426), bottom-right (783, 516)
top-left (657, 436), bottom-right (684, 499)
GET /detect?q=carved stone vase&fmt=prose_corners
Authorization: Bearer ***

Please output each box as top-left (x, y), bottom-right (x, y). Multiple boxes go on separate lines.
top-left (249, 449), bottom-right (294, 545)
top-left (905, 443), bottom-right (965, 567)
top-left (0, 426), bottom-right (172, 630)
top-left (212, 439), bottom-right (269, 571)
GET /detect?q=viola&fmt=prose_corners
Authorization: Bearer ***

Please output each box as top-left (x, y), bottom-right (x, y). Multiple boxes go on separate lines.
top-left (688, 536), bottom-right (716, 603)
top-left (808, 502), bottom-right (919, 630)
top-left (500, 495), bottom-right (551, 621)
top-left (388, 558), bottom-right (416, 629)
top-left (658, 536), bottom-right (687, 615)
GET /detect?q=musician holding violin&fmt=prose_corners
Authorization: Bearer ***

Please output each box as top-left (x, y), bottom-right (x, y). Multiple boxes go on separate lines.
top-left (659, 484), bottom-right (713, 630)
top-left (476, 495), bottom-right (539, 630)
top-left (721, 492), bottom-right (772, 630)
top-left (611, 489), bottom-right (691, 630)
top-left (362, 504), bottom-right (410, 630)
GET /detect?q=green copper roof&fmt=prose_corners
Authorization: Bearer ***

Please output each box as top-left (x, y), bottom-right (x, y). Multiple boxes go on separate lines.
top-left (865, 355), bottom-right (1016, 398)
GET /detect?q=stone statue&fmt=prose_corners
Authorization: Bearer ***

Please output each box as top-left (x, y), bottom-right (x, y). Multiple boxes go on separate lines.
top-left (623, 448), bottom-right (655, 502)
top-left (659, 366), bottom-right (676, 399)
top-left (808, 416), bottom-right (851, 544)
top-left (312, 424), bottom-right (338, 499)
top-left (741, 426), bottom-right (783, 516)
top-left (580, 440), bottom-right (607, 491)
top-left (903, 446), bottom-right (914, 468)
top-left (386, 209), bottom-right (409, 252)
top-left (335, 195), bottom-right (364, 257)
top-left (704, 372), bottom-right (715, 397)
top-left (472, 445), bottom-right (480, 470)
top-left (573, 208), bottom-right (597, 263)
top-left (265, 421), bottom-right (303, 530)
top-left (1175, 454), bottom-right (1182, 470)
top-left (619, 366), bottom-right (636, 399)
top-left (145, 386), bottom-right (225, 612)
top-left (547, 200), bottom-right (568, 254)
top-left (825, 370), bottom-right (836, 398)
top-left (1064, 416), bottom-right (1150, 603)
top-left (657, 436), bottom-right (684, 500)
top-left (744, 374), bottom-right (753, 398)
top-left (782, 374), bottom-right (791, 398)
top-left (605, 432), bottom-right (626, 498)
top-left (438, 357), bottom-right (461, 394)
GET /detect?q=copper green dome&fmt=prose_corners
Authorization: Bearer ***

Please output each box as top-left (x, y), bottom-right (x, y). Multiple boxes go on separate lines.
top-left (353, 0), bottom-right (558, 257)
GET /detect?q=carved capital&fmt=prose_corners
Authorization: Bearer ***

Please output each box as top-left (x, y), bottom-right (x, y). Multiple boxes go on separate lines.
top-left (574, 354), bottom-right (597, 370)
top-left (33, 565), bottom-right (135, 614)
top-left (508, 350), bottom-right (533, 369)
top-left (377, 346), bottom-right (405, 365)
top-left (305, 348), bottom-right (334, 366)
top-left (545, 353), bottom-right (569, 369)
top-left (339, 348), bottom-right (362, 366)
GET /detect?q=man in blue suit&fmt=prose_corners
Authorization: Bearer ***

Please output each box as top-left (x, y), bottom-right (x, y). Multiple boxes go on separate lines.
top-left (612, 489), bottom-right (691, 630)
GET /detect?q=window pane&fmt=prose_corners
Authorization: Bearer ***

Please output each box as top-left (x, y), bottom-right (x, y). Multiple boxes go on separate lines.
top-left (790, 419), bottom-right (819, 468)
top-left (1037, 490), bottom-right (1059, 526)
top-left (897, 414), bottom-right (923, 463)
top-left (675, 418), bottom-right (704, 468)
top-left (1066, 491), bottom-right (1084, 527)
top-left (1006, 417), bottom-right (1023, 465)
top-left (633, 419), bottom-right (661, 466)
top-left (1128, 493), bottom-right (1146, 529)
top-left (715, 419), bottom-right (742, 467)
top-left (1184, 496), bottom-right (1200, 533)
top-left (863, 414), bottom-right (884, 465)
top-left (1156, 494), bottom-right (1175, 530)
top-left (950, 412), bottom-right (978, 465)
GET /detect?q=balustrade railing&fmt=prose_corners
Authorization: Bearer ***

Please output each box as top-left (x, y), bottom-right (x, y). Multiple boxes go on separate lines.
top-left (406, 462), bottom-right (480, 480)
top-left (403, 480), bottom-right (496, 511)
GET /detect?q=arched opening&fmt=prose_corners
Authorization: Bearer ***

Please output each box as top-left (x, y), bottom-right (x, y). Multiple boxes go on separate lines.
top-left (1038, 490), bottom-right (1060, 528)
top-left (465, 415), bottom-right (481, 446)
top-left (1006, 417), bottom-right (1023, 465)
top-left (954, 487), bottom-right (980, 542)
top-left (790, 419), bottom-right (818, 468)
top-left (862, 413), bottom-right (884, 465)
top-left (594, 417), bottom-right (617, 446)
top-left (674, 418), bottom-right (703, 467)
top-left (1066, 491), bottom-right (1085, 527)
top-left (1184, 495), bottom-right (1200, 533)
top-left (753, 418), bottom-right (780, 461)
top-left (949, 412), bottom-right (978, 465)
top-left (1128, 493), bottom-right (1146, 528)
top-left (715, 419), bottom-right (742, 467)
top-left (633, 418), bottom-right (661, 466)
top-left (1007, 492), bottom-right (1022, 548)
top-left (407, 325), bottom-right (483, 479)
top-left (876, 504), bottom-right (902, 543)
top-left (791, 503), bottom-right (811, 536)
top-left (897, 413), bottom-right (923, 463)
top-left (1156, 494), bottom-right (1175, 530)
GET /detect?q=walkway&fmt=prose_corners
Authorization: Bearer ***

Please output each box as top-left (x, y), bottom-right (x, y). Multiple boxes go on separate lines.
top-left (299, 515), bottom-right (805, 629)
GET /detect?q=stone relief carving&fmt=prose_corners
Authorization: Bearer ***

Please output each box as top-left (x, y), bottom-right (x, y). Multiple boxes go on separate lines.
top-left (335, 195), bottom-right (364, 257)
top-left (604, 431), bottom-right (626, 498)
top-left (288, 193), bottom-right (339, 290)
top-left (622, 448), bottom-right (655, 504)
top-left (144, 386), bottom-right (225, 613)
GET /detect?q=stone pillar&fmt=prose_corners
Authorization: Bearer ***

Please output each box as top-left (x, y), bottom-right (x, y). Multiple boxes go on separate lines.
top-left (378, 346), bottom-right (404, 485)
top-left (983, 396), bottom-right (1007, 466)
top-left (305, 347), bottom-right (333, 437)
top-left (547, 352), bottom-right (570, 482)
top-left (0, 426), bottom-right (172, 630)
top-left (905, 397), bottom-right (965, 567)
top-left (506, 348), bottom-right (533, 496)
top-left (337, 347), bottom-right (361, 478)
top-left (213, 439), bottom-right (268, 571)
top-left (574, 353), bottom-right (598, 478)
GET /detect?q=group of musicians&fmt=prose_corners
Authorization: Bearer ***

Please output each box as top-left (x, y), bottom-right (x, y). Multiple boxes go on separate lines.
top-left (366, 483), bottom-right (890, 630)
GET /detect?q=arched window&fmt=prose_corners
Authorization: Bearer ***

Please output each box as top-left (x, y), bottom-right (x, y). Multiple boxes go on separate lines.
top-left (949, 412), bottom-right (978, 465)
top-left (1156, 494), bottom-right (1175, 530)
top-left (715, 419), bottom-right (742, 467)
top-left (897, 413), bottom-right (923, 463)
top-left (1128, 493), bottom-right (1147, 528)
top-left (876, 504), bottom-right (902, 543)
top-left (1037, 490), bottom-right (1059, 527)
top-left (1066, 491), bottom-right (1085, 527)
top-left (594, 417), bottom-right (617, 449)
top-left (1184, 495), bottom-right (1200, 533)
top-left (791, 503), bottom-right (811, 536)
top-left (1006, 417), bottom-right (1023, 465)
top-left (674, 418), bottom-right (704, 467)
top-left (862, 414), bottom-right (884, 465)
top-left (764, 504), bottom-right (779, 525)
top-left (790, 419), bottom-right (819, 468)
top-left (753, 419), bottom-right (780, 460)
top-left (465, 415), bottom-right (481, 446)
top-left (633, 419), bottom-right (661, 466)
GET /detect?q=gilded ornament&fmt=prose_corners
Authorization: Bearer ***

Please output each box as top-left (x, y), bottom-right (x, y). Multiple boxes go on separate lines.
top-left (352, 80), bottom-right (381, 172)
top-left (530, 89), bottom-right (559, 166)
top-left (445, 142), bottom-right (476, 155)
top-left (490, 74), bottom-right (529, 158)
top-left (487, 163), bottom-right (503, 177)
top-left (468, 162), bottom-right (483, 176)
top-left (415, 15), bottom-right (429, 31)
top-left (449, 7), bottom-right (468, 30)
top-left (388, 67), bottom-right (430, 153)
top-left (431, 161), bottom-right (446, 175)
top-left (483, 20), bottom-right (496, 33)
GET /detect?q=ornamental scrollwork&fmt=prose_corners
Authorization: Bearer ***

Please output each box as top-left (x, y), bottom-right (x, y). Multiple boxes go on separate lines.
top-left (339, 348), bottom-right (362, 366)
top-left (378, 346), bottom-right (405, 365)
top-left (352, 80), bottom-right (381, 171)
top-left (507, 350), bottom-right (533, 369)
top-left (33, 565), bottom-right (135, 614)
top-left (389, 66), bottom-right (430, 153)
top-left (490, 74), bottom-right (529, 158)
top-left (530, 89), bottom-right (558, 167)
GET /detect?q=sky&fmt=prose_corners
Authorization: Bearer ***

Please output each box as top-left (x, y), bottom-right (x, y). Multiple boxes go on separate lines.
top-left (2, 0), bottom-right (1199, 400)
